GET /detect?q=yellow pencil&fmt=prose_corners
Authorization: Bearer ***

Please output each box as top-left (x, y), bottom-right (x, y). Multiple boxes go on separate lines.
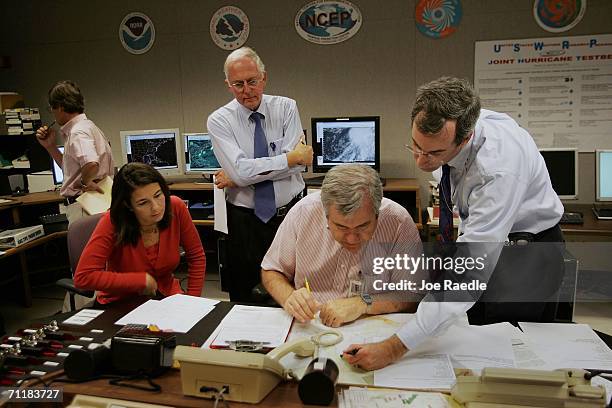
top-left (304, 277), bottom-right (312, 293)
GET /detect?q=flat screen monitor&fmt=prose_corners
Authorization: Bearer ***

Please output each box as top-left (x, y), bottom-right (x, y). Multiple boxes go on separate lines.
top-left (184, 133), bottom-right (221, 174)
top-left (539, 148), bottom-right (578, 200)
top-left (52, 146), bottom-right (64, 185)
top-left (120, 128), bottom-right (182, 176)
top-left (596, 149), bottom-right (612, 202)
top-left (311, 116), bottom-right (380, 174)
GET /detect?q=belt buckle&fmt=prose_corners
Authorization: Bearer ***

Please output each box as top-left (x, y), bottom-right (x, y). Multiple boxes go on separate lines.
top-left (276, 205), bottom-right (289, 217)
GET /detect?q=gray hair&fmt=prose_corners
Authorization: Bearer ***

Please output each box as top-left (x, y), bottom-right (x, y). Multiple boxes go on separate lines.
top-left (410, 77), bottom-right (481, 144)
top-left (223, 46), bottom-right (265, 79)
top-left (320, 165), bottom-right (383, 217)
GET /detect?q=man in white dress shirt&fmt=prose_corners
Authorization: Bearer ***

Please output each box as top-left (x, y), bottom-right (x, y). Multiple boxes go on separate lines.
top-left (207, 47), bottom-right (313, 302)
top-left (343, 76), bottom-right (565, 370)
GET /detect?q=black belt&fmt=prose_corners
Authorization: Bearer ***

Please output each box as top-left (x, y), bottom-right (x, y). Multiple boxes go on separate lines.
top-left (508, 223), bottom-right (562, 244)
top-left (228, 191), bottom-right (304, 218)
top-left (63, 195), bottom-right (80, 205)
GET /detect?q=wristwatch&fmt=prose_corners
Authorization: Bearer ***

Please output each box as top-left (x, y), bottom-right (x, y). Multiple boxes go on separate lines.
top-left (360, 292), bottom-right (373, 314)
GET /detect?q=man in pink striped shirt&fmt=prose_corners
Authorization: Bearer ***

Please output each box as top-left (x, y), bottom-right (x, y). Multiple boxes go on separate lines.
top-left (261, 165), bottom-right (423, 327)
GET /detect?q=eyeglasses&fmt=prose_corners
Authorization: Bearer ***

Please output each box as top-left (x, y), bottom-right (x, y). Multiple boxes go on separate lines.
top-left (404, 144), bottom-right (448, 161)
top-left (229, 77), bottom-right (263, 91)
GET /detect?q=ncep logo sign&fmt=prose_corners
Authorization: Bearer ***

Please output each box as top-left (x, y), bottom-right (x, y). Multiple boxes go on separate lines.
top-left (295, 1), bottom-right (362, 45)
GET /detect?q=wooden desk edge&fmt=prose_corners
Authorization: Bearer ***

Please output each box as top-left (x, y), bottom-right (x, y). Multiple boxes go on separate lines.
top-left (0, 231), bottom-right (67, 259)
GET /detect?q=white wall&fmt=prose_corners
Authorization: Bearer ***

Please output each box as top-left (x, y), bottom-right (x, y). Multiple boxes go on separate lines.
top-left (1, 0), bottom-right (611, 205)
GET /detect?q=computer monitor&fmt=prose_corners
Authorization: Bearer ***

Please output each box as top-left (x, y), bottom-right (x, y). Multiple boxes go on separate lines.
top-left (596, 149), bottom-right (612, 202)
top-left (52, 146), bottom-right (64, 185)
top-left (184, 133), bottom-right (221, 175)
top-left (120, 128), bottom-right (182, 176)
top-left (539, 148), bottom-right (578, 200)
top-left (311, 116), bottom-right (380, 174)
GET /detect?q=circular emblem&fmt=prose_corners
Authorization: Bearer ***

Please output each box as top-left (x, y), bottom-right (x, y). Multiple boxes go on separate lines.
top-left (415, 0), bottom-right (462, 39)
top-left (119, 12), bottom-right (155, 55)
top-left (210, 6), bottom-right (250, 50)
top-left (533, 0), bottom-right (586, 33)
top-left (295, 1), bottom-right (362, 45)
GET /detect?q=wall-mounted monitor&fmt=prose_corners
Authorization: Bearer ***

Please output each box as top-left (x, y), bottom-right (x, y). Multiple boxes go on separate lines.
top-left (596, 149), bottom-right (612, 202)
top-left (184, 133), bottom-right (221, 175)
top-left (539, 148), bottom-right (578, 200)
top-left (120, 128), bottom-right (182, 176)
top-left (52, 146), bottom-right (64, 185)
top-left (311, 116), bottom-right (380, 174)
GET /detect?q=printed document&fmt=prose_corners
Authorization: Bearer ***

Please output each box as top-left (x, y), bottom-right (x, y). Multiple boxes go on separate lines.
top-left (115, 294), bottom-right (219, 332)
top-left (208, 305), bottom-right (293, 349)
top-left (519, 322), bottom-right (612, 370)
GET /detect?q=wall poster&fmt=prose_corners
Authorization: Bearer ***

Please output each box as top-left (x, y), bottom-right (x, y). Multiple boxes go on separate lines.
top-left (475, 34), bottom-right (612, 151)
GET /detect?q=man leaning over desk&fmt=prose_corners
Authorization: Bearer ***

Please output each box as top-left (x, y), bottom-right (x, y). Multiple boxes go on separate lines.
top-left (261, 164), bottom-right (423, 327)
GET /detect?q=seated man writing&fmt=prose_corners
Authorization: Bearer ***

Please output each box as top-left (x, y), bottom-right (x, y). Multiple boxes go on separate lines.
top-left (261, 164), bottom-right (423, 327)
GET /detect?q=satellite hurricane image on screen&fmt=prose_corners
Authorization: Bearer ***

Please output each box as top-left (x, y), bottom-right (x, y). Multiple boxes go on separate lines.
top-left (322, 126), bottom-right (375, 163)
top-left (189, 139), bottom-right (220, 169)
top-left (130, 138), bottom-right (177, 167)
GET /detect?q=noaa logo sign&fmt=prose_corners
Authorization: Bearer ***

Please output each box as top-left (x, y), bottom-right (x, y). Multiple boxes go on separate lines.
top-left (533, 0), bottom-right (585, 33)
top-left (295, 1), bottom-right (362, 45)
top-left (119, 12), bottom-right (155, 55)
top-left (210, 6), bottom-right (250, 50)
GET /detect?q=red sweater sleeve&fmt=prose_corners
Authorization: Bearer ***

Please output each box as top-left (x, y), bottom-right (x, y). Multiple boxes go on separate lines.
top-left (73, 213), bottom-right (146, 294)
top-left (174, 196), bottom-right (206, 296)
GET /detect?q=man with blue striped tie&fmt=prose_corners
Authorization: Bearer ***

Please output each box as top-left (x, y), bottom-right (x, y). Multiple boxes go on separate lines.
top-left (208, 47), bottom-right (313, 302)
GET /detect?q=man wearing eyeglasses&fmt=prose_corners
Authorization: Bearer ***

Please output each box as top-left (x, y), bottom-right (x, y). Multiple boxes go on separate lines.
top-left (342, 76), bottom-right (565, 371)
top-left (207, 47), bottom-right (313, 302)
top-left (35, 80), bottom-right (114, 224)
top-left (261, 165), bottom-right (423, 327)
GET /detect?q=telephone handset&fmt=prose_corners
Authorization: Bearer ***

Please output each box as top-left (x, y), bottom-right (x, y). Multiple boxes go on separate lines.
top-left (452, 367), bottom-right (607, 407)
top-left (174, 330), bottom-right (342, 404)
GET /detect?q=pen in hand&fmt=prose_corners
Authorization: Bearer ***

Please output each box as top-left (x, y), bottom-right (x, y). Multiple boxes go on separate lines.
top-left (37, 121), bottom-right (56, 141)
top-left (340, 348), bottom-right (360, 358)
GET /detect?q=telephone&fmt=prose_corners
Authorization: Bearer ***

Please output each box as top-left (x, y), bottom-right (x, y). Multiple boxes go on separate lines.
top-left (174, 337), bottom-right (313, 403)
top-left (174, 329), bottom-right (342, 404)
top-left (451, 367), bottom-right (607, 407)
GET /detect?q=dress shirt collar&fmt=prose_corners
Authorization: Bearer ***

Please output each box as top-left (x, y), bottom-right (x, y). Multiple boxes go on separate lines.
top-left (447, 132), bottom-right (474, 170)
top-left (235, 94), bottom-right (269, 121)
top-left (60, 113), bottom-right (87, 137)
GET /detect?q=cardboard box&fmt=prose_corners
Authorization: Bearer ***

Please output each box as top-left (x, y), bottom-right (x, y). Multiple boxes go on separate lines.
top-left (0, 93), bottom-right (25, 112)
top-left (0, 224), bottom-right (44, 248)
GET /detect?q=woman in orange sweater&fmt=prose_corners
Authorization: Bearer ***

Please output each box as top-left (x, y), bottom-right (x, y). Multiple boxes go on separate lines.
top-left (74, 163), bottom-right (205, 305)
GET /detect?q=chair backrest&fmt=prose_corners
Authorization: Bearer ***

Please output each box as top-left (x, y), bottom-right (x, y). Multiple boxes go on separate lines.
top-left (67, 213), bottom-right (103, 274)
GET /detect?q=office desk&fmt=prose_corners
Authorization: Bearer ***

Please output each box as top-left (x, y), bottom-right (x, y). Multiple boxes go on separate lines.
top-left (28, 299), bottom-right (324, 407)
top-left (562, 204), bottom-right (612, 241)
top-left (0, 191), bottom-right (66, 306)
top-left (26, 299), bottom-right (612, 407)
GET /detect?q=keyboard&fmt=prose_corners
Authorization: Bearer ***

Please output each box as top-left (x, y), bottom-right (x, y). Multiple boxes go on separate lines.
top-left (593, 207), bottom-right (612, 220)
top-left (560, 211), bottom-right (583, 225)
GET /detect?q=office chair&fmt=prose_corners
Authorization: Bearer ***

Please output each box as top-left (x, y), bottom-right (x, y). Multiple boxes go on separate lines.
top-left (56, 213), bottom-right (102, 311)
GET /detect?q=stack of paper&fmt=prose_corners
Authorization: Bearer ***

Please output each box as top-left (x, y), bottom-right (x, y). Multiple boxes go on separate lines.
top-left (115, 294), bottom-right (219, 333)
top-left (518, 322), bottom-right (612, 370)
top-left (203, 305), bottom-right (293, 349)
top-left (339, 386), bottom-right (458, 408)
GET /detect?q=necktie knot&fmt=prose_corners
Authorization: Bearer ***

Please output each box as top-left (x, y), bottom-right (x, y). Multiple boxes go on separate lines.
top-left (250, 111), bottom-right (263, 124)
